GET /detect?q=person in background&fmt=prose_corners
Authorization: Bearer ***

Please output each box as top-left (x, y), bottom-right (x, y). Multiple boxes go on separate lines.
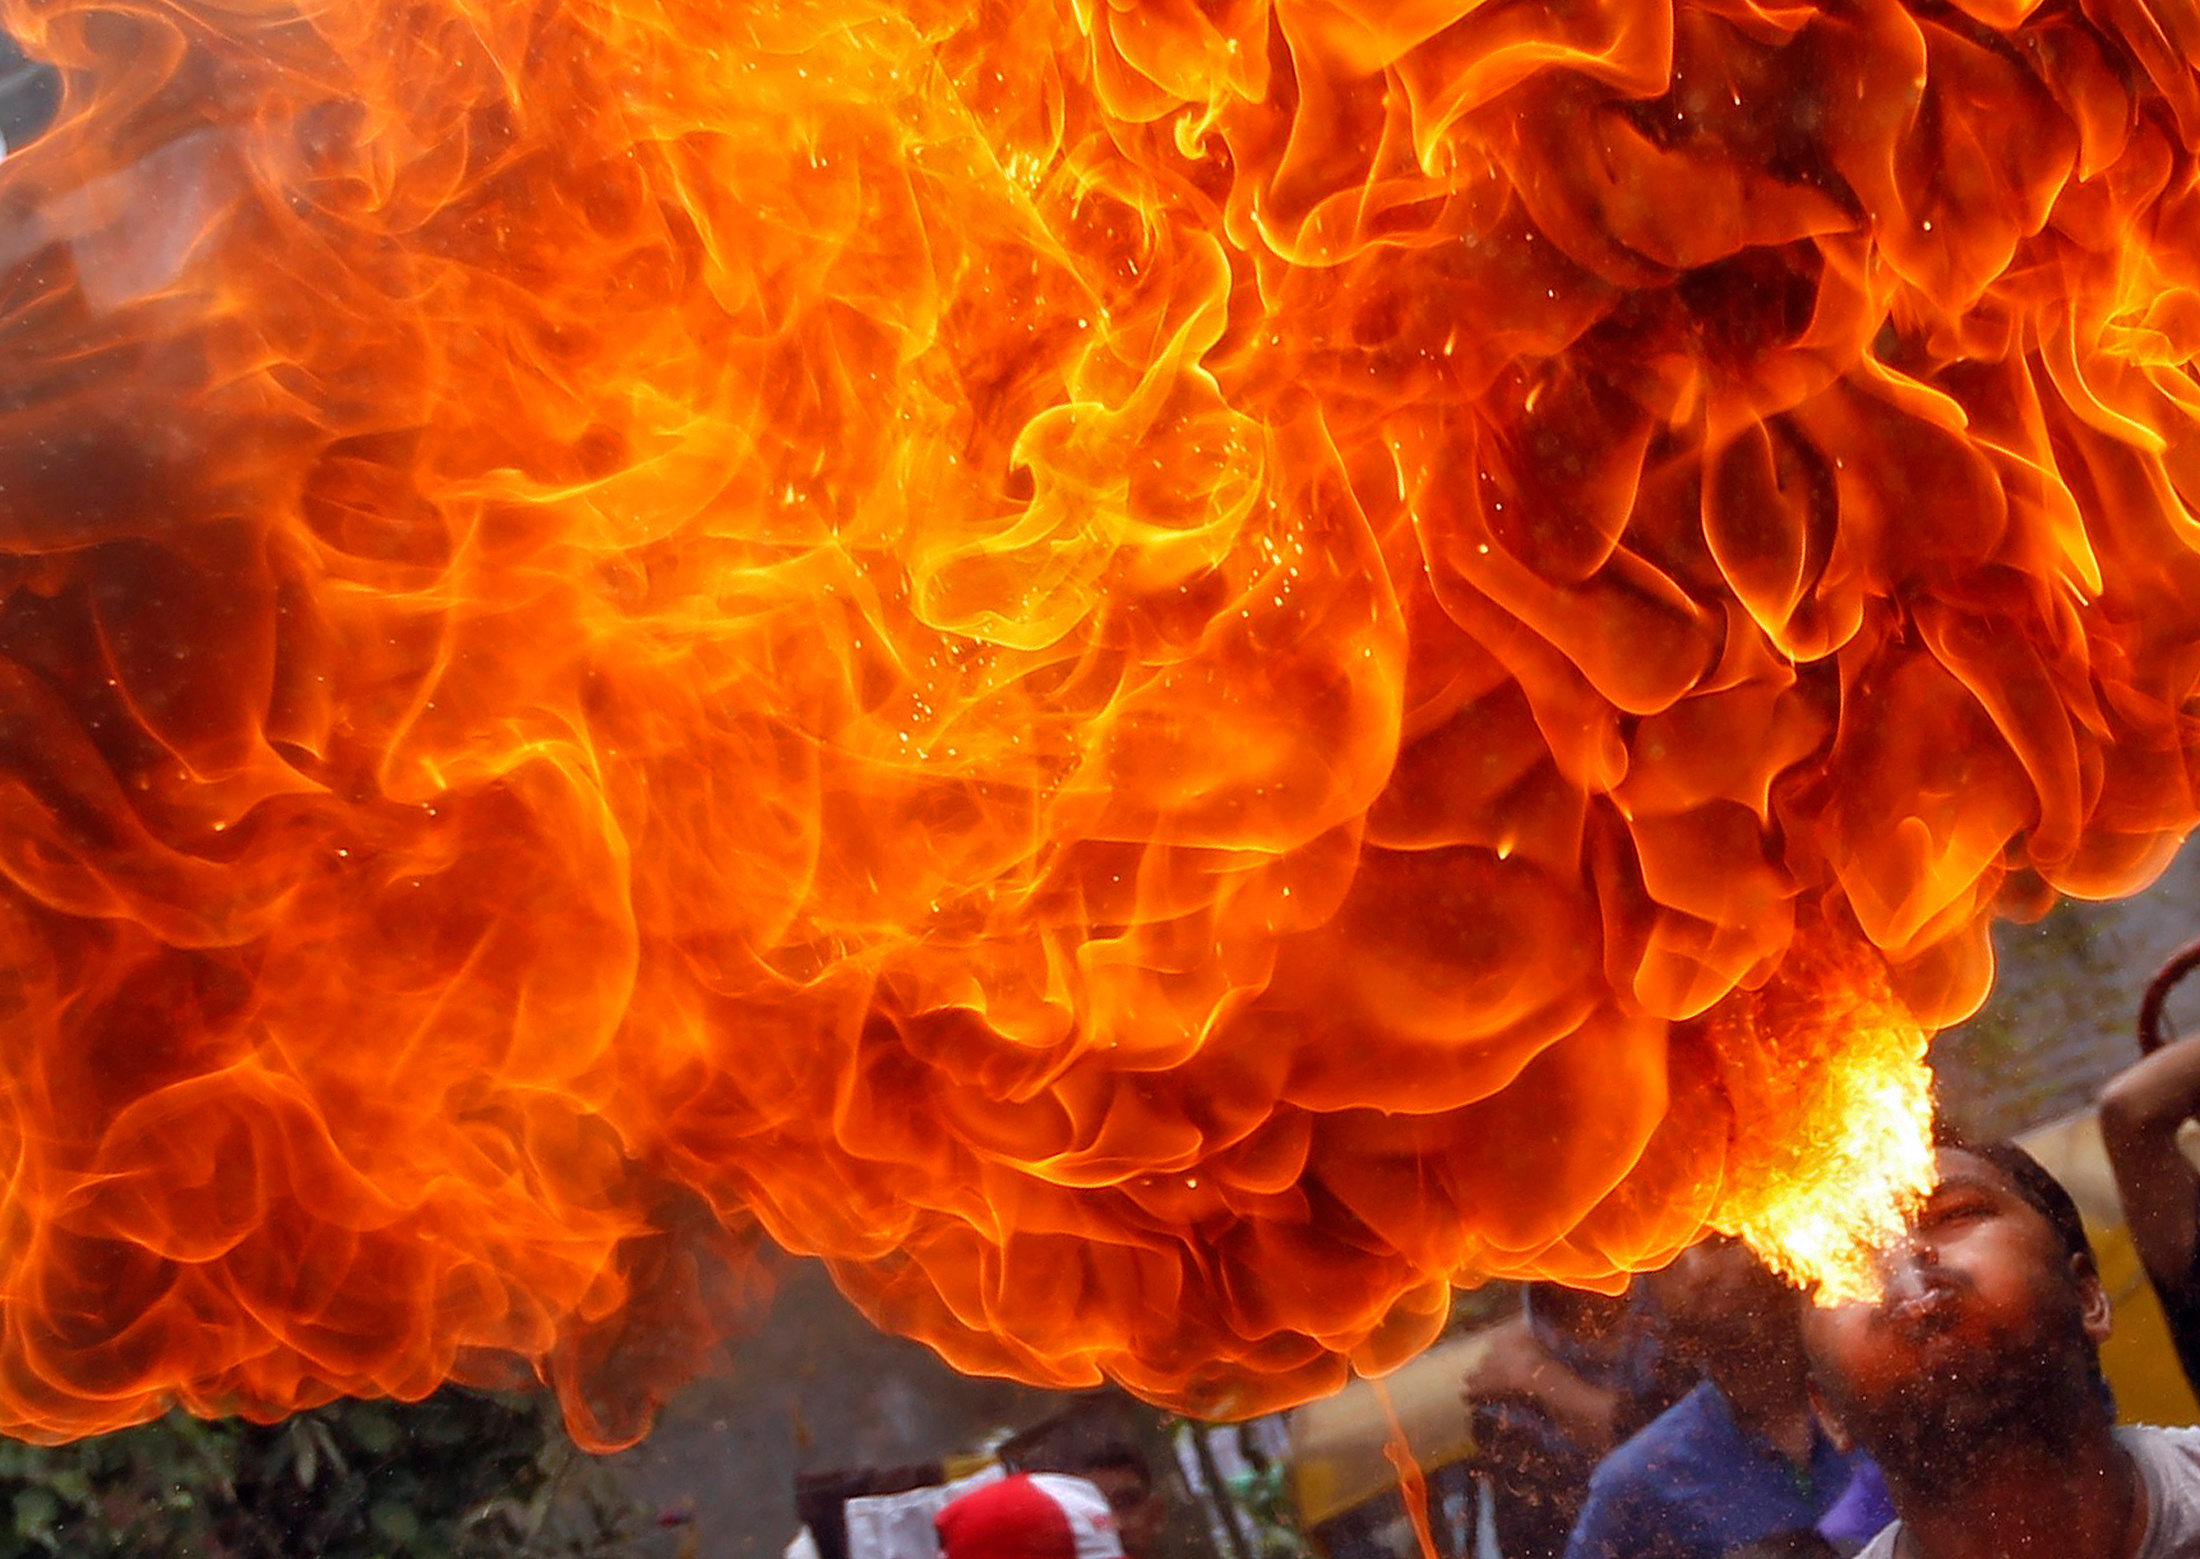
top-left (1562, 1238), bottom-right (1866, 1559)
top-left (1461, 1280), bottom-right (1694, 1558)
top-left (1018, 1440), bottom-right (1160, 1559)
top-left (1802, 1133), bottom-right (2200, 1559)
top-left (2101, 1028), bottom-right (2200, 1393)
top-left (934, 1473), bottom-right (1126, 1559)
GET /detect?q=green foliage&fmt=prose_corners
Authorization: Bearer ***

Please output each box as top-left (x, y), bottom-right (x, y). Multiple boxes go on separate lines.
top-left (0, 1389), bottom-right (652, 1559)
top-left (1220, 1459), bottom-right (1309, 1559)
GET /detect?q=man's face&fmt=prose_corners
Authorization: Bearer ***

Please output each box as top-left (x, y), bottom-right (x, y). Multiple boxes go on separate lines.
top-left (1801, 1147), bottom-right (2108, 1453)
top-left (1085, 1466), bottom-right (1160, 1558)
top-left (1648, 1234), bottom-right (1797, 1362)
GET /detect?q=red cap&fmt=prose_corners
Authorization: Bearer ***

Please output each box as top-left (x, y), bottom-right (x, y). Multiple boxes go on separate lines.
top-left (933, 1473), bottom-right (1126, 1559)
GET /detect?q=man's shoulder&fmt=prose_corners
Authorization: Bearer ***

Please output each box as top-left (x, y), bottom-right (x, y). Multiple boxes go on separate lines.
top-left (2125, 1422), bottom-right (2200, 1483)
top-left (1586, 1382), bottom-right (1722, 1489)
top-left (2120, 1424), bottom-right (2200, 1554)
top-left (2131, 1425), bottom-right (2200, 1448)
top-left (1567, 1430), bottom-right (1694, 1559)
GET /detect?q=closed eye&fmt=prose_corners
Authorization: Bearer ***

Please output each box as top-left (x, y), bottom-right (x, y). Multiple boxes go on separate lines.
top-left (1917, 1194), bottom-right (1995, 1231)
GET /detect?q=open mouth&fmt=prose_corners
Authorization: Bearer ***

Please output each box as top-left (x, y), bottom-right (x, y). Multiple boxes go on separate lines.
top-left (1882, 1277), bottom-right (1965, 1339)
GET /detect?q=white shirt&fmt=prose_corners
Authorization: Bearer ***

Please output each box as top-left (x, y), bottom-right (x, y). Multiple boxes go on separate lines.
top-left (842, 1464), bottom-right (1006, 1559)
top-left (1854, 1426), bottom-right (2200, 1559)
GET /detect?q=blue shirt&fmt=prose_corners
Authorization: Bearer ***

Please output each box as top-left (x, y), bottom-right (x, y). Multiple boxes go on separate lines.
top-left (1562, 1380), bottom-right (1863, 1559)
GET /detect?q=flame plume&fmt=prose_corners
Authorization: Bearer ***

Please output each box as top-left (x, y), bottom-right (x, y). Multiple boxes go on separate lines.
top-left (0, 0), bottom-right (2194, 1444)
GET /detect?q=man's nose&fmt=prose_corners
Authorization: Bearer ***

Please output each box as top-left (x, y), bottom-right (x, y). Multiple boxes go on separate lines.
top-left (1880, 1223), bottom-right (1940, 1276)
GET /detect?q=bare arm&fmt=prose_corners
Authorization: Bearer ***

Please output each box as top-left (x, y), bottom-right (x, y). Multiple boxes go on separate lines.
top-left (1511, 1360), bottom-right (1626, 1455)
top-left (2100, 1033), bottom-right (2200, 1296)
top-left (1461, 1315), bottom-right (1626, 1454)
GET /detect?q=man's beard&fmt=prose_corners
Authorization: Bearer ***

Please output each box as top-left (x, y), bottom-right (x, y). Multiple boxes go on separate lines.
top-left (1823, 1296), bottom-right (2103, 1495)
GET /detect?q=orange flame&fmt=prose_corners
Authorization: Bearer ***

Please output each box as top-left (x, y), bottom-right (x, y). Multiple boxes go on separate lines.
top-left (0, 0), bottom-right (2194, 1445)
top-left (1376, 1381), bottom-right (1440, 1559)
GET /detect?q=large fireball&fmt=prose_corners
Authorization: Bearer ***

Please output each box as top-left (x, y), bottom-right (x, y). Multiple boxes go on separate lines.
top-left (0, 0), bottom-right (2194, 1445)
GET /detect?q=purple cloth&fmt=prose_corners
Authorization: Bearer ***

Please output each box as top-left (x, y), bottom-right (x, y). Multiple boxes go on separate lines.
top-left (1816, 1459), bottom-right (1897, 1553)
